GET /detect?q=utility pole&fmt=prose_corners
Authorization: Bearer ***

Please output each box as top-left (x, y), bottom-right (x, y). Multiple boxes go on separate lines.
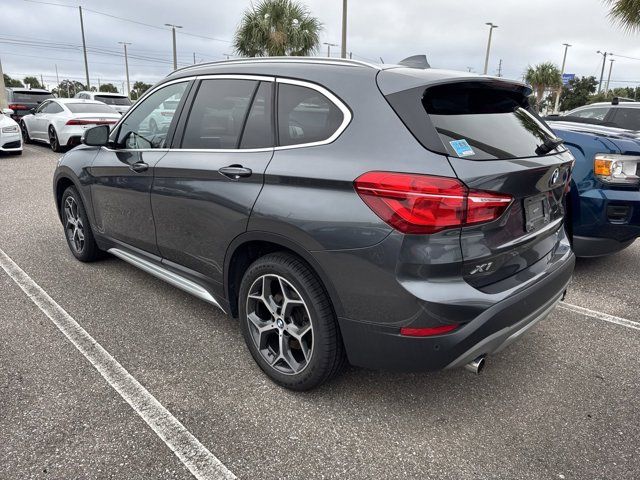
top-left (323, 42), bottom-right (338, 58)
top-left (606, 58), bottom-right (615, 94)
top-left (341, 0), bottom-right (348, 58)
top-left (483, 22), bottom-right (498, 75)
top-left (193, 52), bottom-right (196, 64)
top-left (349, 52), bottom-right (352, 59)
top-left (55, 64), bottom-right (60, 91)
top-left (79, 6), bottom-right (90, 89)
top-left (597, 50), bottom-right (609, 94)
top-left (165, 23), bottom-right (182, 70)
top-left (497, 59), bottom-right (503, 77)
top-left (554, 43), bottom-right (571, 113)
top-left (40, 74), bottom-right (45, 89)
top-left (119, 41), bottom-right (131, 98)
top-left (0, 57), bottom-right (7, 108)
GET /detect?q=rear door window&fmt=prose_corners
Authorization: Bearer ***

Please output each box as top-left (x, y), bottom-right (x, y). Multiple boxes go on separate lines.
top-left (277, 83), bottom-right (344, 147)
top-left (240, 82), bottom-right (274, 149)
top-left (181, 79), bottom-right (257, 149)
top-left (609, 108), bottom-right (640, 130)
top-left (424, 83), bottom-right (560, 160)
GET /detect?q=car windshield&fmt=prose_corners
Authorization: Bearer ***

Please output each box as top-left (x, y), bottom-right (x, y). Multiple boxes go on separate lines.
top-left (95, 95), bottom-right (132, 106)
top-left (66, 103), bottom-right (118, 114)
top-left (12, 91), bottom-right (53, 103)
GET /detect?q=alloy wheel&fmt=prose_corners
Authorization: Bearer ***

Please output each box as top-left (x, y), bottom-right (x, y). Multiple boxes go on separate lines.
top-left (245, 274), bottom-right (314, 375)
top-left (49, 128), bottom-right (59, 151)
top-left (64, 196), bottom-right (85, 253)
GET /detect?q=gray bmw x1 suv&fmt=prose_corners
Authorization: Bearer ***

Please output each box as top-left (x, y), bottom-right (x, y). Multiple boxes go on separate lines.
top-left (53, 58), bottom-right (575, 390)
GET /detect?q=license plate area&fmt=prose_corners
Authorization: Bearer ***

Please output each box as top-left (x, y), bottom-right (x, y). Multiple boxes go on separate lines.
top-left (524, 195), bottom-right (551, 232)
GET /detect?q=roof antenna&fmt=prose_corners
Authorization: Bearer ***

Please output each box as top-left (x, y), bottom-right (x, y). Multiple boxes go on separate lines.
top-left (398, 55), bottom-right (431, 69)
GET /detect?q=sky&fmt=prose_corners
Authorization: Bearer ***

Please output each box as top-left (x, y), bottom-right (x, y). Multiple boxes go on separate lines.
top-left (2, 0), bottom-right (640, 92)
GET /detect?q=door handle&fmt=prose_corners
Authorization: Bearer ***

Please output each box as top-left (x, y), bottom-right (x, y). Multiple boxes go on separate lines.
top-left (218, 165), bottom-right (252, 180)
top-left (129, 161), bottom-right (149, 173)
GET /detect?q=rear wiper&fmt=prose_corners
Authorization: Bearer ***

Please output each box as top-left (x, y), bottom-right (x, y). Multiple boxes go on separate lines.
top-left (535, 136), bottom-right (564, 155)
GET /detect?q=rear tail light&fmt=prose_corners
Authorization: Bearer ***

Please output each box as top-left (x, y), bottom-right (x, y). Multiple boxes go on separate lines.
top-left (400, 324), bottom-right (459, 337)
top-left (8, 104), bottom-right (28, 111)
top-left (354, 171), bottom-right (512, 234)
top-left (66, 119), bottom-right (117, 125)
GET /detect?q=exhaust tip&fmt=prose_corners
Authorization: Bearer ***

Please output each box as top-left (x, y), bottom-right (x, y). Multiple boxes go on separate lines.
top-left (464, 356), bottom-right (486, 375)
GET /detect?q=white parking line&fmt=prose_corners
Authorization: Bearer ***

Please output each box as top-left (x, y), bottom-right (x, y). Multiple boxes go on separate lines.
top-left (560, 302), bottom-right (640, 331)
top-left (0, 249), bottom-right (236, 480)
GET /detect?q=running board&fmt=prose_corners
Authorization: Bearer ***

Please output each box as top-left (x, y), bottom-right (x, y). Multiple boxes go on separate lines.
top-left (108, 248), bottom-right (225, 312)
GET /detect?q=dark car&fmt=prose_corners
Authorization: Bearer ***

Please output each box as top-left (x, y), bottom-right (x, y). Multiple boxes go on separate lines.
top-left (5, 87), bottom-right (54, 120)
top-left (548, 120), bottom-right (640, 257)
top-left (52, 58), bottom-right (575, 390)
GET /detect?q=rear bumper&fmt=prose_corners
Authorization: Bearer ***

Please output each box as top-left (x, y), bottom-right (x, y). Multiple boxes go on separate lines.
top-left (337, 247), bottom-right (575, 372)
top-left (572, 235), bottom-right (635, 257)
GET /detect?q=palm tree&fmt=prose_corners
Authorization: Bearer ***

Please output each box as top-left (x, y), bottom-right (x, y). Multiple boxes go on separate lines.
top-left (606, 0), bottom-right (640, 32)
top-left (233, 0), bottom-right (322, 57)
top-left (524, 62), bottom-right (562, 112)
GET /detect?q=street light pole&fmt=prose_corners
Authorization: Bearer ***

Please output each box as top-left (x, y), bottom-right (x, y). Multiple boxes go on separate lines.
top-left (597, 50), bottom-right (609, 94)
top-left (341, 0), bottom-right (348, 59)
top-left (165, 23), bottom-right (183, 70)
top-left (606, 58), bottom-right (615, 94)
top-left (119, 42), bottom-right (131, 98)
top-left (79, 6), bottom-right (90, 89)
top-left (0, 57), bottom-right (7, 109)
top-left (483, 22), bottom-right (498, 75)
top-left (554, 43), bottom-right (571, 114)
top-left (323, 42), bottom-right (338, 58)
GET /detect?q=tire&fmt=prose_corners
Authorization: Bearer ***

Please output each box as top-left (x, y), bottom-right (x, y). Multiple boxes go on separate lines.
top-left (49, 126), bottom-right (63, 153)
top-left (61, 186), bottom-right (102, 262)
top-left (239, 252), bottom-right (346, 390)
top-left (20, 121), bottom-right (32, 144)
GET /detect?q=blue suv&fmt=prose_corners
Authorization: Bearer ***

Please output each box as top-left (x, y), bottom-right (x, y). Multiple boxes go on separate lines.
top-left (548, 120), bottom-right (640, 257)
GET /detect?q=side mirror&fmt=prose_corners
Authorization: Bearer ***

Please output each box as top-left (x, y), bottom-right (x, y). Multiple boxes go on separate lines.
top-left (82, 125), bottom-right (110, 147)
top-left (1, 108), bottom-right (14, 116)
top-left (30, 108), bottom-right (36, 115)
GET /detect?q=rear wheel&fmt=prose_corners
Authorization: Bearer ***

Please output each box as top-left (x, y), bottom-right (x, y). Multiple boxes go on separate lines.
top-left (49, 126), bottom-right (63, 153)
top-left (239, 253), bottom-right (345, 390)
top-left (61, 186), bottom-right (101, 262)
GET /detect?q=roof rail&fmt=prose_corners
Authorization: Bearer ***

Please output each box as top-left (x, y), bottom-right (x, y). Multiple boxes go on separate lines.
top-left (612, 96), bottom-right (636, 105)
top-left (169, 56), bottom-right (381, 76)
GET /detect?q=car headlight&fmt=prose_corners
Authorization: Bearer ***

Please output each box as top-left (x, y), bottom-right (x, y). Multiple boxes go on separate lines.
top-left (1, 125), bottom-right (19, 133)
top-left (594, 154), bottom-right (640, 184)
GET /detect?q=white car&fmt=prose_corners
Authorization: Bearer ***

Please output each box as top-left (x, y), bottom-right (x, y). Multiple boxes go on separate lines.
top-left (74, 91), bottom-right (132, 115)
top-left (20, 99), bottom-right (121, 152)
top-left (0, 108), bottom-right (22, 155)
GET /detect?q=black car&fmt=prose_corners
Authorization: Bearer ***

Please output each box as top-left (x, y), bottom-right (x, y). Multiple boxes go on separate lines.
top-left (53, 58), bottom-right (575, 390)
top-left (5, 87), bottom-right (54, 121)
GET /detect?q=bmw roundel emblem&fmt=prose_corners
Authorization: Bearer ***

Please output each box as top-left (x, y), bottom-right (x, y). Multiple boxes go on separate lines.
top-left (550, 168), bottom-right (560, 186)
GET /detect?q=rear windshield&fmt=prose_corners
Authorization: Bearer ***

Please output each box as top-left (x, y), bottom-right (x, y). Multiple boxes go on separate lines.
top-left (66, 103), bottom-right (118, 114)
top-left (423, 83), bottom-right (560, 160)
top-left (11, 91), bottom-right (53, 103)
top-left (95, 95), bottom-right (132, 106)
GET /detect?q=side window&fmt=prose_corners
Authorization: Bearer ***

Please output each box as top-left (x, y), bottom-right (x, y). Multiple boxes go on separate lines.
top-left (610, 108), bottom-right (640, 130)
top-left (240, 82), bottom-right (274, 149)
top-left (181, 79), bottom-right (257, 149)
top-left (45, 102), bottom-right (63, 114)
top-left (35, 101), bottom-right (48, 113)
top-left (116, 81), bottom-right (188, 149)
top-left (571, 107), bottom-right (609, 120)
top-left (277, 83), bottom-right (344, 147)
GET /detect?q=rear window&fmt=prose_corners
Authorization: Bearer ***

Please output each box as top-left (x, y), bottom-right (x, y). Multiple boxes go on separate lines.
top-left (66, 103), bottom-right (118, 114)
top-left (423, 83), bottom-right (559, 160)
top-left (11, 91), bottom-right (53, 103)
top-left (95, 95), bottom-right (132, 106)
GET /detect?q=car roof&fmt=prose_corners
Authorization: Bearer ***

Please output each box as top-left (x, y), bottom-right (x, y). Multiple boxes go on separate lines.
top-left (573, 101), bottom-right (640, 109)
top-left (7, 87), bottom-right (52, 93)
top-left (164, 57), bottom-right (528, 95)
top-left (54, 98), bottom-right (110, 105)
top-left (548, 120), bottom-right (640, 139)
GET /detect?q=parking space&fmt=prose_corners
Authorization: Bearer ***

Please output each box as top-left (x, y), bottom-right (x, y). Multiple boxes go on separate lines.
top-left (1, 145), bottom-right (639, 479)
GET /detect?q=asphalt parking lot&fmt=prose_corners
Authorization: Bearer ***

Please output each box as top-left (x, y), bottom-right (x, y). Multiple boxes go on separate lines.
top-left (1, 144), bottom-right (639, 480)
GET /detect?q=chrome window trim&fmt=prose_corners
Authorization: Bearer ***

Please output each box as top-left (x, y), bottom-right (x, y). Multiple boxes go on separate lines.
top-left (107, 74), bottom-right (352, 153)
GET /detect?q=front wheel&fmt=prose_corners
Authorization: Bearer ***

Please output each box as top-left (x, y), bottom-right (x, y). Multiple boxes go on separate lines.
top-left (61, 186), bottom-right (101, 262)
top-left (20, 121), bottom-right (32, 144)
top-left (239, 253), bottom-right (346, 391)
